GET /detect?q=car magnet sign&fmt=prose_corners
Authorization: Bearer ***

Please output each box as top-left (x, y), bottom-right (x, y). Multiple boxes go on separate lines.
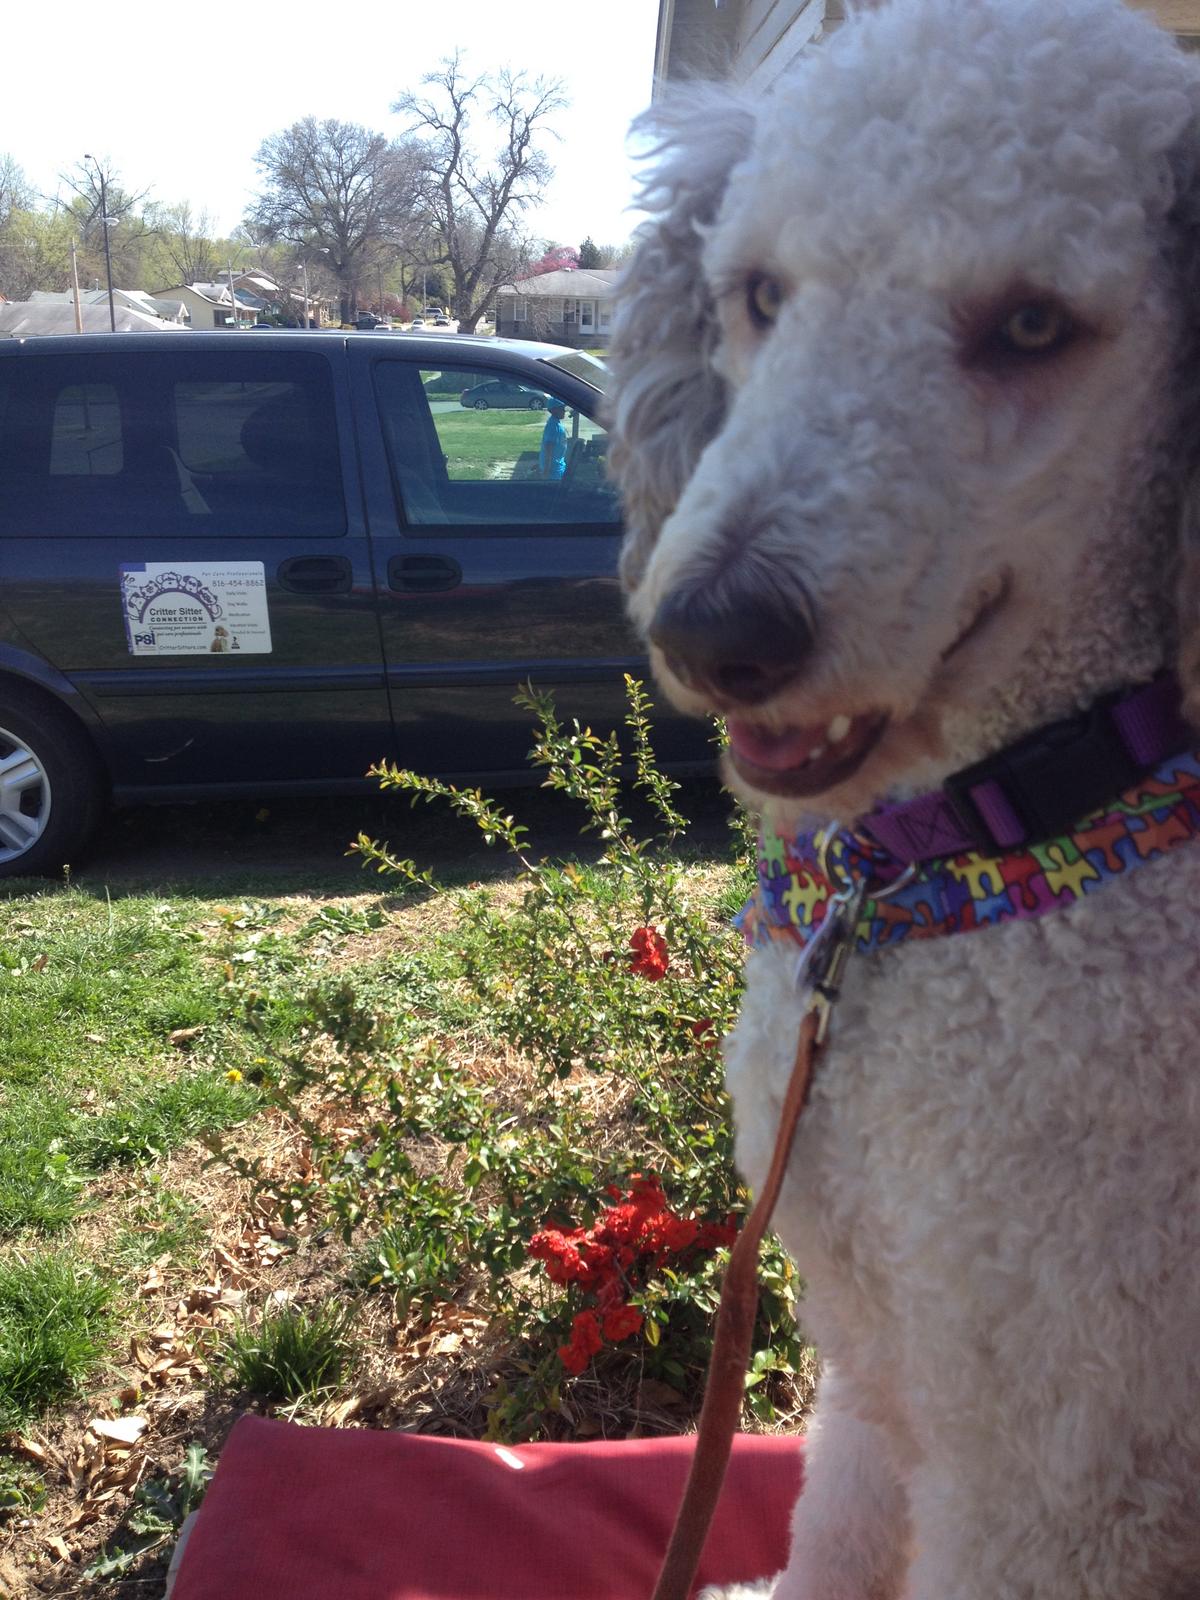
top-left (120, 562), bottom-right (273, 655)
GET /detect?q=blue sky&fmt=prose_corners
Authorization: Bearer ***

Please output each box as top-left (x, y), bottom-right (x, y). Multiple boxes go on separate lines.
top-left (8, 0), bottom-right (660, 249)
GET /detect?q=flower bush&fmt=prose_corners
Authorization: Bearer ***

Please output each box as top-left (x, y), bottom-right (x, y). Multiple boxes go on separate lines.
top-left (213, 679), bottom-right (813, 1438)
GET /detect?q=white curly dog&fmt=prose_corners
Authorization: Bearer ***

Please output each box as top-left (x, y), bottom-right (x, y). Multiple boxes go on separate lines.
top-left (607, 1), bottom-right (1200, 1596)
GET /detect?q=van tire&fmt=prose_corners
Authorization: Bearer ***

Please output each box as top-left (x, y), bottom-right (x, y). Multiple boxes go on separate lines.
top-left (0, 687), bottom-right (105, 880)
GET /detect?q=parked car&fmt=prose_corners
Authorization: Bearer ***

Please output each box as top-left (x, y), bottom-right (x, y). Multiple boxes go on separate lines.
top-left (0, 334), bottom-right (701, 876)
top-left (459, 378), bottom-right (545, 411)
top-left (434, 316), bottom-right (452, 328)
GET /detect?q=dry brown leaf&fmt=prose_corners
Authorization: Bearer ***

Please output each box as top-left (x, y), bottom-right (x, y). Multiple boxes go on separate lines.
top-left (88, 1416), bottom-right (148, 1445)
top-left (138, 1263), bottom-right (166, 1296)
top-left (70, 1432), bottom-right (103, 1486)
top-left (30, 952), bottom-right (48, 974)
top-left (9, 1435), bottom-right (50, 1466)
top-left (62, 1504), bottom-right (102, 1530)
top-left (168, 1025), bottom-right (206, 1048)
top-left (323, 1395), bottom-right (362, 1427)
top-left (84, 1032), bottom-right (105, 1044)
top-left (638, 1378), bottom-right (688, 1411)
top-left (44, 1535), bottom-right (71, 1563)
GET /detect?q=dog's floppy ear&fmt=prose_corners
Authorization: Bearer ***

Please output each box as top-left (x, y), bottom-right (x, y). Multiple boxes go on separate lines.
top-left (1175, 484), bottom-right (1200, 726)
top-left (1168, 101), bottom-right (1200, 728)
top-left (606, 85), bottom-right (755, 592)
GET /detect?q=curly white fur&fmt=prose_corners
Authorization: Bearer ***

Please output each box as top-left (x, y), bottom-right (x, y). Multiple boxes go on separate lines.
top-left (608, 2), bottom-right (1200, 1596)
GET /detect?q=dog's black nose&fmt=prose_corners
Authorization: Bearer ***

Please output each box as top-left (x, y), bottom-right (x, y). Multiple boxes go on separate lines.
top-left (649, 581), bottom-right (814, 706)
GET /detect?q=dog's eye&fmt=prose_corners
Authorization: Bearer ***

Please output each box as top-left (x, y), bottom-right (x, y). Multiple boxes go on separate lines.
top-left (746, 275), bottom-right (784, 329)
top-left (998, 301), bottom-right (1073, 354)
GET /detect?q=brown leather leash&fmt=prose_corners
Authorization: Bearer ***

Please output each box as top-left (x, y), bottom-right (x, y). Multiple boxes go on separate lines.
top-left (651, 880), bottom-right (864, 1600)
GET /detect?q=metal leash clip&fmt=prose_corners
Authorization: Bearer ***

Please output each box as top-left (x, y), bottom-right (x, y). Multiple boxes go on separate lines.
top-left (798, 824), bottom-right (917, 1043)
top-left (804, 878), bottom-right (868, 1044)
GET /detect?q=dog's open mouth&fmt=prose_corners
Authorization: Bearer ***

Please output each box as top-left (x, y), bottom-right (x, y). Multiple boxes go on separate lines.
top-left (722, 574), bottom-right (1011, 797)
top-left (726, 710), bottom-right (890, 796)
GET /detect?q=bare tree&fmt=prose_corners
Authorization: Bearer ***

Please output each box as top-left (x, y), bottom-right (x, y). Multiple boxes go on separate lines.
top-left (394, 55), bottom-right (566, 334)
top-left (0, 155), bottom-right (33, 229)
top-left (60, 158), bottom-right (159, 290)
top-left (149, 201), bottom-right (219, 286)
top-left (246, 118), bottom-right (424, 323)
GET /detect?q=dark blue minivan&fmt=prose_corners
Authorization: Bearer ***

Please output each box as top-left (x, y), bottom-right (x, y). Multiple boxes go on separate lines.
top-left (0, 332), bottom-right (698, 877)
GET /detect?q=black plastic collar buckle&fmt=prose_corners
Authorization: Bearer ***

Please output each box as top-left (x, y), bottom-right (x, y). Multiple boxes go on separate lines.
top-left (943, 693), bottom-right (1140, 851)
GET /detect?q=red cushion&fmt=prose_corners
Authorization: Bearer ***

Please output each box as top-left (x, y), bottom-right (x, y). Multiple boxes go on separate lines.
top-left (172, 1415), bottom-right (801, 1599)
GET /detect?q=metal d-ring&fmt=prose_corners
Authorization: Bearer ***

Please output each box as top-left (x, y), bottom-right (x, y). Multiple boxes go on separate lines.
top-left (815, 823), bottom-right (918, 904)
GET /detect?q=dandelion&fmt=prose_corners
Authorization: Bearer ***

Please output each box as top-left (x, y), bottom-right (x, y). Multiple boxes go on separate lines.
top-left (225, 1068), bottom-right (243, 1083)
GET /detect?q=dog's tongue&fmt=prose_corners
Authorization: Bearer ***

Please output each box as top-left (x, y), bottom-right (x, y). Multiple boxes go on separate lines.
top-left (726, 718), bottom-right (827, 773)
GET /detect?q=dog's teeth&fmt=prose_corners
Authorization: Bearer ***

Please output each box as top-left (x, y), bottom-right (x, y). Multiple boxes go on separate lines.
top-left (806, 744), bottom-right (826, 764)
top-left (826, 715), bottom-right (852, 744)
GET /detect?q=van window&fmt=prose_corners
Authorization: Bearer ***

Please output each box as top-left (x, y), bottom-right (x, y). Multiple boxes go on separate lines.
top-left (49, 384), bottom-right (124, 476)
top-left (0, 352), bottom-right (345, 538)
top-left (373, 360), bottom-right (619, 530)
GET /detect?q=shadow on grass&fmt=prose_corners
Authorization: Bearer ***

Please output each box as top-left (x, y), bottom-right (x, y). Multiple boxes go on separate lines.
top-left (2, 776), bottom-right (736, 904)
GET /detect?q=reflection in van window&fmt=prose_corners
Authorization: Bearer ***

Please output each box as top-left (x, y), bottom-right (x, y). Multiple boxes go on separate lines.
top-left (373, 361), bottom-right (619, 530)
top-left (0, 353), bottom-right (346, 539)
top-left (50, 385), bottom-right (123, 476)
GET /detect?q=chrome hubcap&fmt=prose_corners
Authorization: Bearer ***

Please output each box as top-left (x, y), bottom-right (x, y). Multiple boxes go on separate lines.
top-left (0, 725), bottom-right (50, 862)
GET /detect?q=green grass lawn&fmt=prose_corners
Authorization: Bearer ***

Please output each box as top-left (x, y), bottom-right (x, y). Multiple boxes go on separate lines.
top-left (0, 773), bottom-right (771, 1594)
top-left (432, 407), bottom-right (548, 478)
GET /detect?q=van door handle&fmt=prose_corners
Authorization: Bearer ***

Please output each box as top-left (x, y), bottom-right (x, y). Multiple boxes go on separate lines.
top-left (390, 555), bottom-right (462, 593)
top-left (277, 556), bottom-right (352, 594)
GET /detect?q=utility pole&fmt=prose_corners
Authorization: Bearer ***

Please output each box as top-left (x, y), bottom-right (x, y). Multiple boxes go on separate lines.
top-left (70, 240), bottom-right (84, 333)
top-left (83, 155), bottom-right (117, 332)
top-left (299, 259), bottom-right (311, 329)
top-left (227, 258), bottom-right (238, 328)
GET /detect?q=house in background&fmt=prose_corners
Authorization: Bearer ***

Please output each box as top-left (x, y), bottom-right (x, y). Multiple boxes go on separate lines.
top-left (655, 0), bottom-right (1199, 90)
top-left (494, 268), bottom-right (619, 347)
top-left (26, 288), bottom-right (189, 326)
top-left (153, 281), bottom-right (265, 329)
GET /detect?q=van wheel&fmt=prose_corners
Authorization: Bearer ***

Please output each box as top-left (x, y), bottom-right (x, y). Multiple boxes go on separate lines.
top-left (0, 689), bottom-right (105, 879)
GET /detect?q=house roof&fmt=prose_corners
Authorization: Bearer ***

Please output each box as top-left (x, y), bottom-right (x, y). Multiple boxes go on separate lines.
top-left (179, 281), bottom-right (261, 309)
top-left (500, 268), bottom-right (620, 298)
top-left (0, 300), bottom-right (188, 337)
top-left (30, 288), bottom-right (187, 323)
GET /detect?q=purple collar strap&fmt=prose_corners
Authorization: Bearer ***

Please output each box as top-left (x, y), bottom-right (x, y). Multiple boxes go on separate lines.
top-left (856, 672), bottom-right (1191, 865)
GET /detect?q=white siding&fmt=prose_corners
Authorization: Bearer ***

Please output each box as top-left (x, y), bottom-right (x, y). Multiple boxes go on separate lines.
top-left (736, 0), bottom-right (828, 89)
top-left (1127, 0), bottom-right (1200, 32)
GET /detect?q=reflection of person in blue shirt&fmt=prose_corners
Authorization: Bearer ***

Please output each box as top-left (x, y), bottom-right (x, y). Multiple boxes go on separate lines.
top-left (539, 397), bottom-right (568, 480)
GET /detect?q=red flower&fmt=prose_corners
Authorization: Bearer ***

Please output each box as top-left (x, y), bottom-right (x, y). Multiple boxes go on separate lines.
top-left (696, 1218), bottom-right (739, 1251)
top-left (642, 1212), bottom-right (700, 1256)
top-left (687, 1017), bottom-right (719, 1047)
top-left (558, 1309), bottom-right (604, 1374)
top-left (529, 1227), bottom-right (591, 1285)
top-left (602, 1304), bottom-right (644, 1342)
top-left (628, 926), bottom-right (670, 980)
